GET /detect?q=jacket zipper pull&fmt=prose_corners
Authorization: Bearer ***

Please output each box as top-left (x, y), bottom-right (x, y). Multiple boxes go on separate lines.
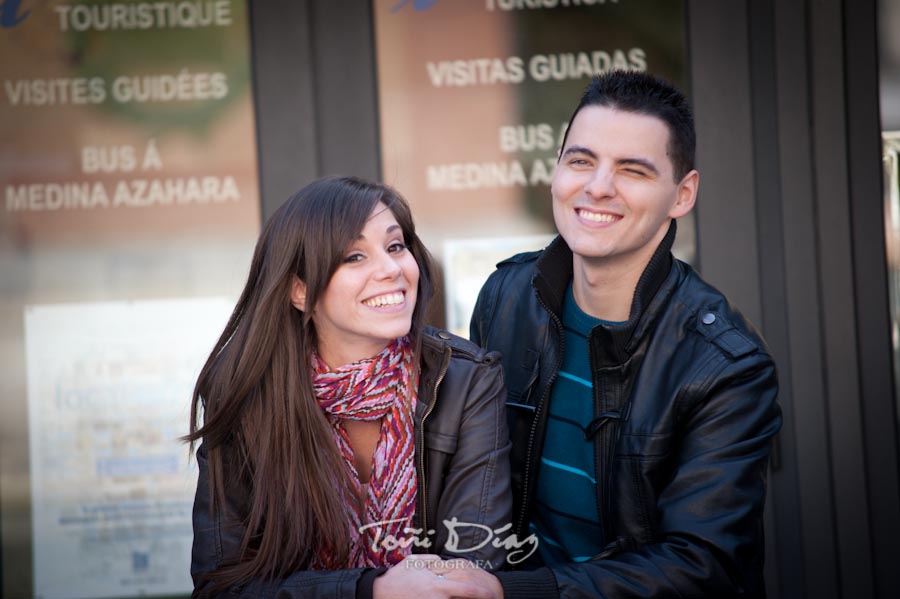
top-left (584, 410), bottom-right (622, 440)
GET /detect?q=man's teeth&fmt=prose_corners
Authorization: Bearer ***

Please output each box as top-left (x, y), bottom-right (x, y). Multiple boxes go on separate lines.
top-left (364, 292), bottom-right (404, 307)
top-left (578, 209), bottom-right (619, 223)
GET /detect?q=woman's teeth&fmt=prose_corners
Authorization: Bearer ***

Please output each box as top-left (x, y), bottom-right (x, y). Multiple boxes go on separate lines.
top-left (364, 292), bottom-right (404, 307)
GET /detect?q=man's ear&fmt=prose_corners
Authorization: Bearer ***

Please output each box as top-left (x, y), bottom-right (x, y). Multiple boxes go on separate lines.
top-left (290, 276), bottom-right (308, 312)
top-left (669, 169), bottom-right (699, 219)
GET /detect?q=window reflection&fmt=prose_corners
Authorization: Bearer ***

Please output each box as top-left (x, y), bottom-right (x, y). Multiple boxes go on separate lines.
top-left (880, 0), bottom-right (900, 435)
top-left (0, 2), bottom-right (259, 597)
top-left (884, 134), bottom-right (900, 410)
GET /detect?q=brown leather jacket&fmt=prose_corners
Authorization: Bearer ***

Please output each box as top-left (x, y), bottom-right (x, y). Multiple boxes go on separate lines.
top-left (190, 327), bottom-right (512, 598)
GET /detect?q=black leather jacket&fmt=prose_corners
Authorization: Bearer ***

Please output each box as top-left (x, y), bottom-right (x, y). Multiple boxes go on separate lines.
top-left (190, 327), bottom-right (512, 599)
top-left (470, 223), bottom-right (781, 598)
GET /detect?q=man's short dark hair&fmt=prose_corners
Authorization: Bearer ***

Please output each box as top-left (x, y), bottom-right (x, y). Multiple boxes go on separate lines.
top-left (560, 70), bottom-right (696, 182)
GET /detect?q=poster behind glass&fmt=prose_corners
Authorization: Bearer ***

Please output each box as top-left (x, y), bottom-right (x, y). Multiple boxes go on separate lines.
top-left (373, 0), bottom-right (689, 335)
top-left (0, 1), bottom-right (260, 597)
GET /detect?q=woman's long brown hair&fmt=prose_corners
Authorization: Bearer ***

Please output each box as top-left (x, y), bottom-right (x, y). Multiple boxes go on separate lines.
top-left (185, 176), bottom-right (434, 589)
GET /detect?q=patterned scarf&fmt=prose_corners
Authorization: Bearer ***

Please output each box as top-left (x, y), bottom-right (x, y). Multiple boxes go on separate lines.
top-left (312, 336), bottom-right (418, 568)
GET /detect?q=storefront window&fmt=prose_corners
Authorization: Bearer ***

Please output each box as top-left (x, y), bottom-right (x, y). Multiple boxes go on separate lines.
top-left (372, 0), bottom-right (691, 336)
top-left (0, 2), bottom-right (259, 597)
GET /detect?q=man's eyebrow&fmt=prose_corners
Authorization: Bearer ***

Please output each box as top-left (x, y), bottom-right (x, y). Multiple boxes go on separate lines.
top-left (618, 157), bottom-right (659, 175)
top-left (560, 145), bottom-right (598, 160)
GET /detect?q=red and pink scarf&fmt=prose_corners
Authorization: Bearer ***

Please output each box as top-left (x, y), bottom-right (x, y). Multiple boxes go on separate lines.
top-left (312, 336), bottom-right (418, 568)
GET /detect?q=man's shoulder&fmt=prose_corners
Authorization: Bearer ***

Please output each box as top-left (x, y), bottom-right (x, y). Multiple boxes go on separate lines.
top-left (471, 248), bottom-right (550, 344)
top-left (481, 248), bottom-right (542, 293)
top-left (496, 248), bottom-right (544, 268)
top-left (668, 261), bottom-right (770, 361)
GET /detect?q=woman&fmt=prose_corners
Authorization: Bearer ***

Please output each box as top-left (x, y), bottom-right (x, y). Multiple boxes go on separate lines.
top-left (187, 176), bottom-right (511, 599)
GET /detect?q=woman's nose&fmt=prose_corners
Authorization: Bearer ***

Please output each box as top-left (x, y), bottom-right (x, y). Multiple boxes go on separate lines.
top-left (374, 251), bottom-right (402, 279)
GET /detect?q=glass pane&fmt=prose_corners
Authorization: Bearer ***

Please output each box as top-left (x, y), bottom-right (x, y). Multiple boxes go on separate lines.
top-left (883, 134), bottom-right (900, 422)
top-left (0, 2), bottom-right (260, 597)
top-left (372, 0), bottom-right (692, 337)
top-left (880, 0), bottom-right (900, 439)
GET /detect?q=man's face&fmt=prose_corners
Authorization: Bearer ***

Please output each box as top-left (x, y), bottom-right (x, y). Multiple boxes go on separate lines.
top-left (551, 105), bottom-right (697, 268)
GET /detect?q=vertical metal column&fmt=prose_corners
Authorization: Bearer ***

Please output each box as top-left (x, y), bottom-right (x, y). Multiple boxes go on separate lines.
top-left (844, 1), bottom-right (900, 596)
top-left (249, 0), bottom-right (380, 222)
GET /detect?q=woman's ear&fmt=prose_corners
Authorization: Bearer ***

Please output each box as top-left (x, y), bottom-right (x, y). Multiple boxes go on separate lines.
top-left (290, 276), bottom-right (308, 312)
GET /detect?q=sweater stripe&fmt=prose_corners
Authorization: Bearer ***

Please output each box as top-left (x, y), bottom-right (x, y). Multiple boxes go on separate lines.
top-left (557, 370), bottom-right (593, 388)
top-left (540, 457), bottom-right (596, 484)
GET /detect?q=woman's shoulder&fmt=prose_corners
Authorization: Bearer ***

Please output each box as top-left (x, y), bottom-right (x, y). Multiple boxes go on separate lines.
top-left (421, 326), bottom-right (500, 366)
top-left (418, 328), bottom-right (506, 424)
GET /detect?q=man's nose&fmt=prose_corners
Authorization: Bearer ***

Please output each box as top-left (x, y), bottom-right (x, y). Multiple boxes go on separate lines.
top-left (583, 168), bottom-right (616, 198)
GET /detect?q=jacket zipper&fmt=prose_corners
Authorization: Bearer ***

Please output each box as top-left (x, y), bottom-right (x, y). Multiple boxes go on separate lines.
top-left (592, 364), bottom-right (605, 545)
top-left (516, 290), bottom-right (564, 539)
top-left (416, 344), bottom-right (451, 543)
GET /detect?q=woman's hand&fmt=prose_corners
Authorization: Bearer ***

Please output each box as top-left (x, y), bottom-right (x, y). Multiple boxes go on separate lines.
top-left (430, 558), bottom-right (504, 599)
top-left (373, 555), bottom-right (501, 599)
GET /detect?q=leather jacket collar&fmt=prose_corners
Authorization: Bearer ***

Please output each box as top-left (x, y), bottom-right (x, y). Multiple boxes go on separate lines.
top-left (532, 220), bottom-right (677, 366)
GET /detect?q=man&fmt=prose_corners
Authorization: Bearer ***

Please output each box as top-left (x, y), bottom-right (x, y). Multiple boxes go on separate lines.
top-left (459, 70), bottom-right (781, 598)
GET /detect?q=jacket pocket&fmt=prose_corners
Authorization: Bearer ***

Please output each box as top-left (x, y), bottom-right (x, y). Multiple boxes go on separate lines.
top-left (507, 349), bottom-right (540, 405)
top-left (615, 432), bottom-right (675, 543)
top-left (616, 431), bottom-right (674, 458)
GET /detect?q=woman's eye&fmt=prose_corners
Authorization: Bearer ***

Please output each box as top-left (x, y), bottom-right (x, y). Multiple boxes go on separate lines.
top-left (343, 253), bottom-right (364, 264)
top-left (388, 242), bottom-right (408, 253)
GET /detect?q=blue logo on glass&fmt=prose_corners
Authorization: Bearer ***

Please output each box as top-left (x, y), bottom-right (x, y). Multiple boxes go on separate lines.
top-left (390, 0), bottom-right (439, 13)
top-left (1, 0), bottom-right (30, 28)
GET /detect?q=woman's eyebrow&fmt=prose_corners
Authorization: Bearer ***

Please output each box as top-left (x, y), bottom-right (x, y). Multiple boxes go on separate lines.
top-left (356, 224), bottom-right (401, 241)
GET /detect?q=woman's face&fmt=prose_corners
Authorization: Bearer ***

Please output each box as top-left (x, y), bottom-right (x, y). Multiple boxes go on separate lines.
top-left (311, 202), bottom-right (420, 367)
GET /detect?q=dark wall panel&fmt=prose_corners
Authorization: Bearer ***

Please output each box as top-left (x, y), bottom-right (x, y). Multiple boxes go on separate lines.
top-left (746, 1), bottom-right (803, 597)
top-left (807, 0), bottom-right (875, 595)
top-left (687, 0), bottom-right (763, 327)
top-left (843, 1), bottom-right (900, 596)
top-left (250, 0), bottom-right (381, 221)
top-left (249, 0), bottom-right (319, 219)
top-left (770, 1), bottom-right (841, 597)
top-left (310, 2), bottom-right (381, 180)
